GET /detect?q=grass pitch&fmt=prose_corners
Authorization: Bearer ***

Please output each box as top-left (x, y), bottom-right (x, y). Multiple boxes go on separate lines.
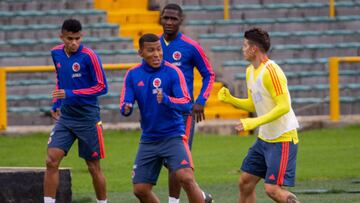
top-left (0, 125), bottom-right (359, 202)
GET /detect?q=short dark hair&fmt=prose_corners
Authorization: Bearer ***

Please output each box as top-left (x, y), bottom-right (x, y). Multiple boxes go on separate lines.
top-left (161, 3), bottom-right (183, 16)
top-left (244, 27), bottom-right (270, 52)
top-left (61, 19), bottom-right (82, 33)
top-left (139, 33), bottom-right (160, 49)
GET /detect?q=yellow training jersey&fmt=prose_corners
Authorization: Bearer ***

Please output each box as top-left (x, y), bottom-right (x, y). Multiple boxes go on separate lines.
top-left (243, 59), bottom-right (299, 143)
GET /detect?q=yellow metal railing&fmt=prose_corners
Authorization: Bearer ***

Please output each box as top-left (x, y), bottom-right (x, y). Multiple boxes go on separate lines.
top-left (0, 63), bottom-right (136, 131)
top-left (329, 0), bottom-right (335, 18)
top-left (223, 0), bottom-right (335, 20)
top-left (0, 68), bottom-right (7, 131)
top-left (328, 56), bottom-right (360, 122)
top-left (223, 0), bottom-right (229, 20)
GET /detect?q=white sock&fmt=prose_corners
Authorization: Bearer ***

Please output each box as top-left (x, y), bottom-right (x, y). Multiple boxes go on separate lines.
top-left (96, 199), bottom-right (107, 203)
top-left (44, 197), bottom-right (55, 203)
top-left (169, 196), bottom-right (180, 203)
top-left (202, 191), bottom-right (206, 199)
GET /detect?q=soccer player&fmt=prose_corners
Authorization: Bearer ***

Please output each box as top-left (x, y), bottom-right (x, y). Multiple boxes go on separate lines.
top-left (218, 27), bottom-right (300, 203)
top-left (44, 19), bottom-right (108, 203)
top-left (120, 33), bottom-right (205, 203)
top-left (160, 4), bottom-right (215, 203)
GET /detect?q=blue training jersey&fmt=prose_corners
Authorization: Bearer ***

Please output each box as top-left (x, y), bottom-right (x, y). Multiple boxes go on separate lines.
top-left (160, 32), bottom-right (215, 106)
top-left (119, 60), bottom-right (191, 141)
top-left (51, 44), bottom-right (108, 121)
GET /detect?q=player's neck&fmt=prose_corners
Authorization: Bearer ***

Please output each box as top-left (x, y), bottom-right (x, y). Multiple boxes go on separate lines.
top-left (64, 47), bottom-right (73, 57)
top-left (251, 53), bottom-right (268, 69)
top-left (164, 33), bottom-right (178, 42)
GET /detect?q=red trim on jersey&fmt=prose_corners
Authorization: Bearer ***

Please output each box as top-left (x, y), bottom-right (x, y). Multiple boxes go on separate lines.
top-left (166, 61), bottom-right (191, 104)
top-left (184, 115), bottom-right (193, 143)
top-left (119, 64), bottom-right (142, 108)
top-left (72, 47), bottom-right (106, 95)
top-left (182, 139), bottom-right (194, 168)
top-left (277, 142), bottom-right (289, 185)
top-left (96, 123), bottom-right (106, 158)
top-left (51, 44), bottom-right (65, 51)
top-left (180, 35), bottom-right (215, 100)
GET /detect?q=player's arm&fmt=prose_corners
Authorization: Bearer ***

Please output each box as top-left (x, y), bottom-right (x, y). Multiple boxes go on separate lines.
top-left (218, 67), bottom-right (255, 112)
top-left (192, 44), bottom-right (215, 122)
top-left (240, 65), bottom-right (291, 131)
top-left (192, 44), bottom-right (215, 106)
top-left (217, 87), bottom-right (256, 112)
top-left (159, 68), bottom-right (192, 113)
top-left (119, 69), bottom-right (135, 116)
top-left (51, 57), bottom-right (62, 120)
top-left (65, 52), bottom-right (108, 98)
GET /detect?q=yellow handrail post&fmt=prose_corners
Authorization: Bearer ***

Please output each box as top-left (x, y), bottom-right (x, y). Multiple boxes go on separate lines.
top-left (224, 0), bottom-right (229, 20)
top-left (328, 57), bottom-right (340, 121)
top-left (0, 68), bottom-right (7, 131)
top-left (329, 0), bottom-right (335, 18)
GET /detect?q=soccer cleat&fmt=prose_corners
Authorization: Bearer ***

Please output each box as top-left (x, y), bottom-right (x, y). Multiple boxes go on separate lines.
top-left (204, 192), bottom-right (213, 203)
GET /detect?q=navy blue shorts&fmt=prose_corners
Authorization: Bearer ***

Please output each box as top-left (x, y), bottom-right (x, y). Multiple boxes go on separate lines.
top-left (132, 136), bottom-right (193, 185)
top-left (241, 138), bottom-right (298, 186)
top-left (48, 120), bottom-right (105, 160)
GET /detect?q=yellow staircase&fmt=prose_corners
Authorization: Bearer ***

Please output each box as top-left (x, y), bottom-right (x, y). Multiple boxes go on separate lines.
top-left (193, 70), bottom-right (249, 120)
top-left (94, 0), bottom-right (162, 48)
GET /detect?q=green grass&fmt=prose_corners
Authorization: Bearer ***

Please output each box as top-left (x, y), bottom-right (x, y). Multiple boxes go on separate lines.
top-left (0, 125), bottom-right (360, 202)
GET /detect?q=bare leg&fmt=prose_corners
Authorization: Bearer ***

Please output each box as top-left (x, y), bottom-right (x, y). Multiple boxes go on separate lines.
top-left (264, 184), bottom-right (300, 203)
top-left (133, 183), bottom-right (160, 203)
top-left (175, 168), bottom-right (203, 203)
top-left (86, 160), bottom-right (107, 200)
top-left (44, 148), bottom-right (65, 198)
top-left (238, 172), bottom-right (261, 203)
top-left (168, 171), bottom-right (182, 199)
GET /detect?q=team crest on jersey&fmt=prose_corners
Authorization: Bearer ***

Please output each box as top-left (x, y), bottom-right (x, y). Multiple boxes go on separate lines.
top-left (153, 78), bottom-right (161, 88)
top-left (56, 62), bottom-right (61, 68)
top-left (172, 51), bottom-right (182, 61)
top-left (72, 62), bottom-right (81, 72)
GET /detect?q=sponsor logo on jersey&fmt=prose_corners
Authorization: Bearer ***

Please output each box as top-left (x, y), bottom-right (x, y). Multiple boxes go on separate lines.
top-left (137, 81), bottom-right (145, 87)
top-left (269, 174), bottom-right (276, 181)
top-left (172, 62), bottom-right (182, 67)
top-left (172, 51), bottom-right (182, 61)
top-left (181, 159), bottom-right (189, 165)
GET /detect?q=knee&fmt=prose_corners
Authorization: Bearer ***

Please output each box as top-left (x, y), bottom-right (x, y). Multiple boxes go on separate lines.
top-left (239, 176), bottom-right (254, 193)
top-left (45, 156), bottom-right (60, 170)
top-left (87, 162), bottom-right (101, 176)
top-left (133, 186), bottom-right (149, 199)
top-left (176, 169), bottom-right (196, 188)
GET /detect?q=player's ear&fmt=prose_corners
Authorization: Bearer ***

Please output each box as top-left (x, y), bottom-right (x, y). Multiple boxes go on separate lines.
top-left (138, 49), bottom-right (143, 57)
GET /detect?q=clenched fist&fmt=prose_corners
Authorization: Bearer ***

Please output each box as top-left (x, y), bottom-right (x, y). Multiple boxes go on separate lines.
top-left (156, 89), bottom-right (163, 104)
top-left (217, 87), bottom-right (232, 103)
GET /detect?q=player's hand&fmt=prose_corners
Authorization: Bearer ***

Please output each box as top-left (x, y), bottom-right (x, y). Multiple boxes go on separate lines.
top-left (52, 89), bottom-right (66, 99)
top-left (235, 120), bottom-right (245, 132)
top-left (124, 103), bottom-right (133, 115)
top-left (192, 104), bottom-right (205, 123)
top-left (217, 87), bottom-right (232, 103)
top-left (156, 89), bottom-right (163, 104)
top-left (50, 108), bottom-right (60, 120)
